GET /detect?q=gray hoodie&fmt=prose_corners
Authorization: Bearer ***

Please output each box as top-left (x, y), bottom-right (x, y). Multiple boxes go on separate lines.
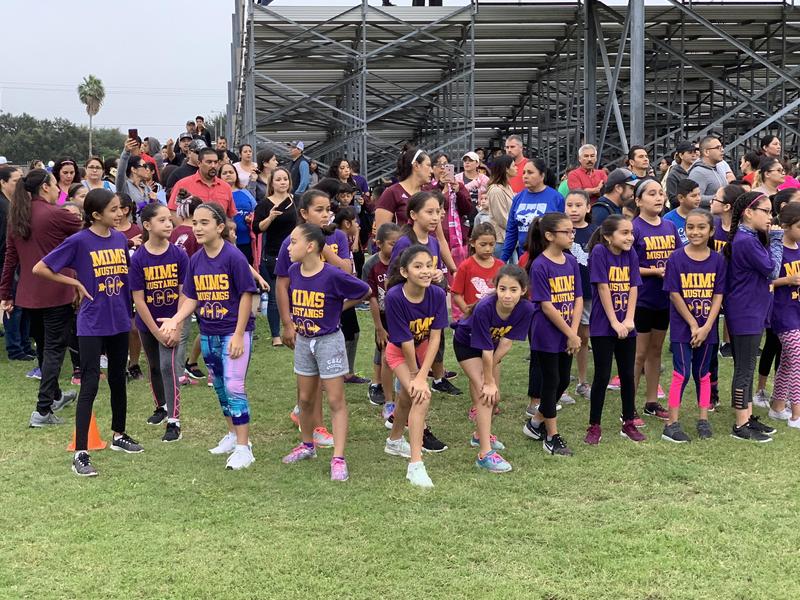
top-left (687, 159), bottom-right (727, 208)
top-left (665, 163), bottom-right (689, 209)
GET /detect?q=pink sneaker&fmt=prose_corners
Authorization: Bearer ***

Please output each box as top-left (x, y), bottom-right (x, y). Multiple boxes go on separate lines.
top-left (621, 420), bottom-right (646, 442)
top-left (657, 385), bottom-right (665, 399)
top-left (468, 407), bottom-right (477, 422)
top-left (607, 376), bottom-right (621, 390)
top-left (313, 426), bottom-right (334, 448)
top-left (621, 412), bottom-right (646, 428)
top-left (330, 457), bottom-right (349, 481)
top-left (282, 443), bottom-right (317, 464)
top-left (584, 424), bottom-right (602, 445)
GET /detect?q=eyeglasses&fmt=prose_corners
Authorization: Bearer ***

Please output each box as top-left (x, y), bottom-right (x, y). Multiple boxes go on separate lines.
top-left (553, 229), bottom-right (576, 236)
top-left (86, 165), bottom-right (102, 170)
top-left (768, 168), bottom-right (786, 174)
top-left (750, 207), bottom-right (772, 215)
top-left (706, 145), bottom-right (724, 151)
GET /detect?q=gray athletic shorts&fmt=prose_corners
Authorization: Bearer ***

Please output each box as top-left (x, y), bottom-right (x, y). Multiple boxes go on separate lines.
top-left (294, 329), bottom-right (349, 379)
top-left (580, 299), bottom-right (591, 326)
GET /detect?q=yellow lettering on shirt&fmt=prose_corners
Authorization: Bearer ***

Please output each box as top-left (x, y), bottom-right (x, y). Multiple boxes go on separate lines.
top-left (291, 289), bottom-right (326, 320)
top-left (785, 259), bottom-right (800, 278)
top-left (642, 235), bottom-right (675, 264)
top-left (194, 273), bottom-right (230, 301)
top-left (608, 266), bottom-right (630, 293)
top-left (410, 316), bottom-right (434, 342)
top-left (490, 325), bottom-right (512, 341)
top-left (90, 249), bottom-right (128, 287)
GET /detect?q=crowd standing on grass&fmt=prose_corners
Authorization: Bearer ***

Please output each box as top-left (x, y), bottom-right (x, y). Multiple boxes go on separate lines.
top-left (4, 120), bottom-right (800, 485)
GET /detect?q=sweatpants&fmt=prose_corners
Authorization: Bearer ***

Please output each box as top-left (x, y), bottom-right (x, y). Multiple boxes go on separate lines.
top-left (75, 332), bottom-right (129, 451)
top-left (668, 342), bottom-right (713, 409)
top-left (589, 336), bottom-right (637, 424)
top-left (773, 329), bottom-right (800, 405)
top-left (730, 334), bottom-right (761, 409)
top-left (139, 320), bottom-right (190, 421)
top-left (534, 351), bottom-right (572, 419)
top-left (27, 304), bottom-right (72, 415)
top-left (201, 332), bottom-right (253, 425)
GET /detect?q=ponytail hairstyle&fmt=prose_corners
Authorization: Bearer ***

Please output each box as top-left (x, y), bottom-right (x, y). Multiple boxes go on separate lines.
top-left (82, 188), bottom-right (117, 228)
top-left (386, 244), bottom-right (433, 289)
top-left (375, 222), bottom-right (401, 243)
top-left (488, 154), bottom-right (514, 187)
top-left (588, 214), bottom-right (628, 251)
top-left (528, 157), bottom-right (558, 189)
top-left (685, 208), bottom-right (716, 250)
top-left (67, 183), bottom-right (85, 201)
top-left (723, 191), bottom-right (769, 259)
top-left (11, 169), bottom-right (52, 240)
top-left (778, 201), bottom-right (800, 229)
top-left (525, 212), bottom-right (570, 261)
top-left (718, 183), bottom-right (745, 209)
top-left (753, 157), bottom-right (782, 188)
top-left (295, 223), bottom-right (326, 255)
top-left (493, 263), bottom-right (528, 292)
top-left (116, 192), bottom-right (136, 224)
top-left (773, 187), bottom-right (800, 216)
top-left (402, 190), bottom-right (443, 244)
top-left (396, 145), bottom-right (429, 180)
top-left (176, 190), bottom-right (202, 220)
top-left (139, 203), bottom-right (170, 243)
top-left (297, 188), bottom-right (335, 234)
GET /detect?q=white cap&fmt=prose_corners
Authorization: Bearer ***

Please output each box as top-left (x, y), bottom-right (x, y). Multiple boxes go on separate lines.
top-left (462, 151), bottom-right (480, 162)
top-left (0, 156), bottom-right (8, 165)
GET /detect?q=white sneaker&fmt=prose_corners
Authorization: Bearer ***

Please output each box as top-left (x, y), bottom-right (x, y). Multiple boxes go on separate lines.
top-left (753, 389), bottom-right (771, 408)
top-left (226, 445), bottom-right (255, 470)
top-left (559, 393), bottom-right (576, 405)
top-left (385, 436), bottom-right (411, 458)
top-left (769, 406), bottom-right (792, 421)
top-left (209, 431), bottom-right (237, 455)
top-left (788, 417), bottom-right (800, 429)
top-left (406, 461), bottom-right (433, 488)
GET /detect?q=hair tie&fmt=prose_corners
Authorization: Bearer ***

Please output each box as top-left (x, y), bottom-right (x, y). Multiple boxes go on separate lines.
top-left (412, 149), bottom-right (425, 163)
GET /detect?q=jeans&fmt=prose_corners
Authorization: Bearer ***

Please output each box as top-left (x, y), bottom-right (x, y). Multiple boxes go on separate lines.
top-left (4, 306), bottom-right (32, 359)
top-left (201, 332), bottom-right (252, 425)
top-left (259, 254), bottom-right (281, 338)
top-left (27, 305), bottom-right (73, 414)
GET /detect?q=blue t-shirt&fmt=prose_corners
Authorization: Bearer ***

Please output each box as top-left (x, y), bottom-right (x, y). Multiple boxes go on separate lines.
top-left (233, 189), bottom-right (257, 246)
top-left (663, 209), bottom-right (688, 246)
top-left (501, 186), bottom-right (564, 261)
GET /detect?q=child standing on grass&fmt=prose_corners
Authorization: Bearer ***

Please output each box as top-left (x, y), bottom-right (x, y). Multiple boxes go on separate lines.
top-left (723, 191), bottom-right (783, 443)
top-left (451, 222), bottom-right (503, 319)
top-left (34, 189), bottom-right (141, 477)
top-left (564, 190), bottom-right (597, 400)
top-left (159, 203), bottom-right (258, 469)
top-left (280, 224), bottom-right (370, 482)
top-left (452, 265), bottom-right (533, 473)
top-left (584, 215), bottom-right (645, 445)
top-left (662, 209), bottom-right (725, 442)
top-left (632, 178), bottom-right (679, 422)
top-left (767, 203), bottom-right (800, 429)
top-left (384, 245), bottom-right (448, 488)
top-left (130, 204), bottom-right (190, 442)
top-left (663, 178), bottom-right (701, 246)
top-left (522, 213), bottom-right (582, 456)
top-left (362, 222), bottom-right (401, 407)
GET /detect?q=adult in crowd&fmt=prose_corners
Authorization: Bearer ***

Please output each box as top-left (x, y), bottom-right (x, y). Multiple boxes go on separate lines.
top-left (289, 141), bottom-right (311, 196)
top-left (760, 134), bottom-right (782, 160)
top-left (142, 163), bottom-right (166, 205)
top-left (329, 158), bottom-right (359, 193)
top-left (688, 135), bottom-right (727, 207)
top-left (0, 165), bottom-right (34, 362)
top-left (82, 156), bottom-right (116, 192)
top-left (53, 158), bottom-right (79, 205)
top-left (350, 159), bottom-right (369, 197)
top-left (500, 157), bottom-right (563, 262)
top-left (0, 169), bottom-right (81, 426)
top-left (665, 141), bottom-right (698, 209)
top-left (165, 139), bottom-right (205, 194)
top-left (217, 136), bottom-right (239, 163)
top-left (429, 152), bottom-right (472, 267)
top-left (590, 167), bottom-right (636, 227)
top-left (28, 159), bottom-right (45, 171)
top-left (455, 151), bottom-right (489, 219)
top-left (103, 158), bottom-right (118, 186)
top-left (308, 160), bottom-right (321, 188)
top-left (141, 137), bottom-right (164, 174)
top-left (740, 150), bottom-right (761, 186)
top-left (233, 144), bottom-right (256, 189)
top-left (252, 149), bottom-right (278, 203)
top-left (168, 147), bottom-right (236, 217)
top-left (627, 145), bottom-right (651, 179)
top-left (566, 144), bottom-right (607, 202)
top-left (166, 132), bottom-right (193, 167)
top-left (752, 157), bottom-right (786, 197)
top-left (194, 115), bottom-right (213, 147)
top-left (504, 134), bottom-right (528, 193)
top-left (117, 139), bottom-right (156, 209)
top-left (220, 162), bottom-right (257, 265)
top-left (657, 156), bottom-right (671, 179)
top-left (253, 167), bottom-right (296, 347)
top-left (485, 154), bottom-right (516, 257)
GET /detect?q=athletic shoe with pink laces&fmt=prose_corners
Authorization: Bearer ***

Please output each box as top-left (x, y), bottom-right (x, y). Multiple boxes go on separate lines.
top-left (330, 457), bottom-right (349, 481)
top-left (607, 375), bottom-right (621, 390)
top-left (584, 424), bottom-right (602, 445)
top-left (282, 443), bottom-right (317, 464)
top-left (621, 420), bottom-right (646, 442)
top-left (657, 385), bottom-right (666, 399)
top-left (620, 411), bottom-right (646, 428)
top-left (313, 426), bottom-right (334, 448)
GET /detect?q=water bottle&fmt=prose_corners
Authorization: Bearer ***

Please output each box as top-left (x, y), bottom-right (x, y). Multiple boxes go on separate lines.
top-left (259, 292), bottom-right (269, 316)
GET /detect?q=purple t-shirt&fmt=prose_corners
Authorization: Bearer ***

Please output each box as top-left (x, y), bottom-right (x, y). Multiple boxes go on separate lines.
top-left (633, 216), bottom-right (678, 311)
top-left (663, 247), bottom-right (726, 344)
top-left (589, 244), bottom-right (642, 338)
top-left (772, 245), bottom-right (800, 334)
top-left (275, 228), bottom-right (352, 278)
top-left (713, 217), bottom-right (730, 254)
top-left (724, 230), bottom-right (777, 336)
top-left (182, 242), bottom-right (257, 336)
top-left (42, 228), bottom-right (132, 336)
top-left (390, 233), bottom-right (444, 274)
top-left (385, 284), bottom-right (448, 346)
top-left (288, 262), bottom-right (370, 337)
top-left (452, 294), bottom-right (534, 350)
top-left (129, 243), bottom-right (189, 332)
top-left (530, 253), bottom-right (583, 353)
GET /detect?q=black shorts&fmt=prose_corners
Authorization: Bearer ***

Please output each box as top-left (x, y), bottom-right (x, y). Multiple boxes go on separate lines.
top-left (453, 337), bottom-right (483, 363)
top-left (634, 306), bottom-right (669, 333)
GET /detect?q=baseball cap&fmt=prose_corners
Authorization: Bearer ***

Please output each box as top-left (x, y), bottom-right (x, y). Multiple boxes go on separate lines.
top-left (178, 132), bottom-right (193, 141)
top-left (675, 141), bottom-right (699, 154)
top-left (604, 168), bottom-right (636, 193)
top-left (0, 156), bottom-right (8, 165)
top-left (462, 151), bottom-right (480, 162)
top-left (290, 141), bottom-right (305, 151)
top-left (188, 139), bottom-right (207, 153)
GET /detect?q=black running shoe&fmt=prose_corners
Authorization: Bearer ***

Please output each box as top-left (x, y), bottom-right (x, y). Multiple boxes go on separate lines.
top-left (184, 361), bottom-right (205, 379)
top-left (162, 422), bottom-right (182, 443)
top-left (72, 451), bottom-right (98, 477)
top-left (730, 423), bottom-right (772, 443)
top-left (522, 418), bottom-right (546, 441)
top-left (747, 415), bottom-right (776, 435)
top-left (696, 419), bottom-right (713, 440)
top-left (719, 343), bottom-right (732, 358)
top-left (422, 427), bottom-right (448, 453)
top-left (543, 433), bottom-right (573, 456)
top-left (126, 364), bottom-right (144, 381)
top-left (432, 378), bottom-right (462, 396)
top-left (368, 383), bottom-right (385, 406)
top-left (147, 408), bottom-right (167, 425)
top-left (427, 370), bottom-right (458, 380)
top-left (111, 433), bottom-right (144, 453)
top-left (709, 387), bottom-right (719, 412)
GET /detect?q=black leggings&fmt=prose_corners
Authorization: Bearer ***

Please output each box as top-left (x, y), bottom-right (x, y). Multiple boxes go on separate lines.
top-left (758, 328), bottom-right (781, 378)
top-left (534, 351), bottom-right (572, 419)
top-left (528, 351), bottom-right (542, 398)
top-left (731, 334), bottom-right (761, 410)
top-left (589, 336), bottom-right (637, 424)
top-left (75, 332), bottom-right (129, 451)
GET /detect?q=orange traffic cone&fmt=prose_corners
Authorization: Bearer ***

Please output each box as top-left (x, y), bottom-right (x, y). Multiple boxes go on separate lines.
top-left (67, 412), bottom-right (107, 451)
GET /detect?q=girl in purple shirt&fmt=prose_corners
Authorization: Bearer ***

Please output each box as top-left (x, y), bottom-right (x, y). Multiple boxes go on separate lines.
top-left (34, 189), bottom-right (140, 477)
top-left (662, 210), bottom-right (725, 442)
top-left (723, 191), bottom-right (783, 442)
top-left (585, 215), bottom-right (646, 445)
top-left (523, 213), bottom-right (582, 457)
top-left (769, 203), bottom-right (800, 429)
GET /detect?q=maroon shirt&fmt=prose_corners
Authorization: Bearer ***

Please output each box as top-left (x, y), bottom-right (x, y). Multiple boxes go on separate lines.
top-left (0, 197), bottom-right (82, 308)
top-left (376, 183), bottom-right (414, 225)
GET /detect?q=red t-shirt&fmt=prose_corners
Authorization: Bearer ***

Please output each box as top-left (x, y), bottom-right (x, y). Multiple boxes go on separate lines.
top-left (170, 224), bottom-right (200, 257)
top-left (167, 173), bottom-right (236, 218)
top-left (451, 255), bottom-right (504, 306)
top-left (508, 157), bottom-right (528, 194)
top-left (567, 167), bottom-right (608, 201)
top-left (376, 182), bottom-right (413, 225)
top-left (365, 256), bottom-right (391, 312)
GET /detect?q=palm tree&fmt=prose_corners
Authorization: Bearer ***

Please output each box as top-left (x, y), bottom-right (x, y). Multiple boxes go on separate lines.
top-left (77, 75), bottom-right (106, 156)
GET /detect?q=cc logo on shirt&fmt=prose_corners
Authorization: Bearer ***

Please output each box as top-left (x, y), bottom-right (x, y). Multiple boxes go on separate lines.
top-left (98, 276), bottom-right (124, 297)
top-left (612, 293), bottom-right (628, 313)
top-left (559, 302), bottom-right (574, 323)
top-left (656, 259), bottom-right (667, 269)
top-left (294, 318), bottom-right (321, 336)
top-left (150, 290), bottom-right (179, 307)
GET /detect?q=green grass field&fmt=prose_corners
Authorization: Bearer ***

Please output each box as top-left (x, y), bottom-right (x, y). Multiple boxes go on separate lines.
top-left (1, 312), bottom-right (798, 600)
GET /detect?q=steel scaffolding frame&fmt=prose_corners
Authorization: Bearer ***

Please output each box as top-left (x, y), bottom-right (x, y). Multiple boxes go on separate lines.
top-left (230, 1), bottom-right (799, 181)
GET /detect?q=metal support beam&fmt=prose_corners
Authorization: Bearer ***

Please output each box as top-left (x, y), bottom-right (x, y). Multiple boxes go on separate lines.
top-left (583, 0), bottom-right (597, 145)
top-left (629, 0), bottom-right (645, 145)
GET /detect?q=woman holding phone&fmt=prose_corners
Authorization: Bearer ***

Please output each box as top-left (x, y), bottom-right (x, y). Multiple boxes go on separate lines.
top-left (252, 167), bottom-right (296, 346)
top-left (427, 153), bottom-right (473, 272)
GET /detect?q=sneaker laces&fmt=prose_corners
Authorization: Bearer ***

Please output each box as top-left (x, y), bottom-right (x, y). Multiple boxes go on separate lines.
top-left (76, 452), bottom-right (91, 466)
top-left (549, 434), bottom-right (566, 449)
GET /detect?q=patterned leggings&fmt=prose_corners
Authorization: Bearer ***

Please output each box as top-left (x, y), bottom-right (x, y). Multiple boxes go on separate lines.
top-left (773, 329), bottom-right (800, 405)
top-left (201, 332), bottom-right (253, 425)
